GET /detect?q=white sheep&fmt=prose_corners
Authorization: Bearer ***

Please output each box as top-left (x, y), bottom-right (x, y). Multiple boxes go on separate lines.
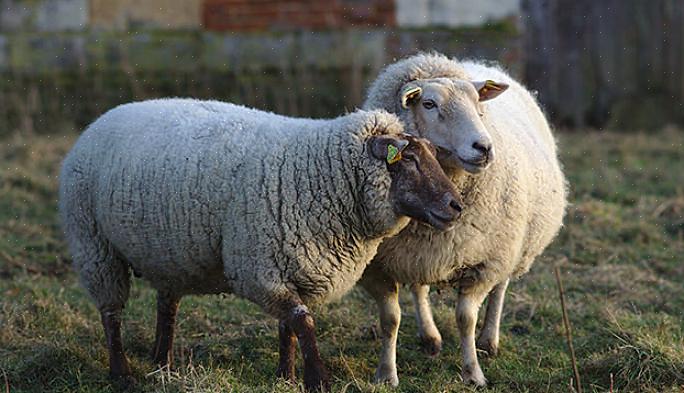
top-left (58, 98), bottom-right (463, 391)
top-left (359, 53), bottom-right (567, 386)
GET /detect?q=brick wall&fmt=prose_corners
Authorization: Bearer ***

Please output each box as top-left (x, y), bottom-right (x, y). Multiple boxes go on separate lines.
top-left (202, 0), bottom-right (395, 31)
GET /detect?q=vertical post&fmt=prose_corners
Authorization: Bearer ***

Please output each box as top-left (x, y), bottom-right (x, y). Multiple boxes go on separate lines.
top-left (555, 266), bottom-right (582, 393)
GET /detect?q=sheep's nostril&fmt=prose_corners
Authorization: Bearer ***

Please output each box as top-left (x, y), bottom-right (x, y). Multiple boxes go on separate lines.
top-left (449, 199), bottom-right (463, 213)
top-left (472, 141), bottom-right (491, 156)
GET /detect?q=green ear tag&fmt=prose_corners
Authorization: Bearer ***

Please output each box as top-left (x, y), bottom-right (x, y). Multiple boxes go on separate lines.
top-left (387, 144), bottom-right (402, 164)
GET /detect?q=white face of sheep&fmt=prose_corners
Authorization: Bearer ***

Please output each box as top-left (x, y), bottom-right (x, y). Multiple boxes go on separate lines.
top-left (398, 77), bottom-right (508, 174)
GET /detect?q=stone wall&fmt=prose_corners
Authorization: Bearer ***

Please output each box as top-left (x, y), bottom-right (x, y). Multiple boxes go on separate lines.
top-left (0, 0), bottom-right (518, 33)
top-left (396, 0), bottom-right (520, 28)
top-left (90, 0), bottom-right (202, 30)
top-left (0, 26), bottom-right (521, 135)
top-left (0, 0), bottom-right (203, 32)
top-left (0, 0), bottom-right (88, 32)
top-left (0, 0), bottom-right (522, 135)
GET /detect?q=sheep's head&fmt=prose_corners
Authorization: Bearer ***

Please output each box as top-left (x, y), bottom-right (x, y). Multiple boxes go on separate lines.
top-left (398, 77), bottom-right (508, 174)
top-left (368, 133), bottom-right (462, 231)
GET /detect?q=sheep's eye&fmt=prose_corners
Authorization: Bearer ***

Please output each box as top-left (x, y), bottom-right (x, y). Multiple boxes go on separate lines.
top-left (422, 100), bottom-right (436, 110)
top-left (403, 152), bottom-right (419, 165)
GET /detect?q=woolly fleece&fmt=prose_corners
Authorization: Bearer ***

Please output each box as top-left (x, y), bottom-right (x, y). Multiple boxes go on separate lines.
top-left (59, 99), bottom-right (413, 318)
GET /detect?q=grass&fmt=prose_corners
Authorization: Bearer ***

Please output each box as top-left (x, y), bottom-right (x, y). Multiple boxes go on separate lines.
top-left (1, 128), bottom-right (684, 392)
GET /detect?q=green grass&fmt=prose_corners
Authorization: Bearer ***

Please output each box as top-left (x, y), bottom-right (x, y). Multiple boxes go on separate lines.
top-left (1, 128), bottom-right (684, 392)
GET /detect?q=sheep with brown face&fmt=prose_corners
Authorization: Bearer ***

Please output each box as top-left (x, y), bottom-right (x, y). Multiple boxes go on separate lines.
top-left (360, 53), bottom-right (567, 387)
top-left (58, 98), bottom-right (462, 391)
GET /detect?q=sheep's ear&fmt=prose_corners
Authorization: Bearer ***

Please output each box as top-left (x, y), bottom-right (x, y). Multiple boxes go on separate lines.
top-left (473, 80), bottom-right (509, 101)
top-left (369, 135), bottom-right (409, 164)
top-left (400, 85), bottom-right (423, 109)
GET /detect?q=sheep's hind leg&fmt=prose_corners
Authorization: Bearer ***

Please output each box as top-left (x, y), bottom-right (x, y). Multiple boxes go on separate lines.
top-left (456, 285), bottom-right (493, 387)
top-left (95, 266), bottom-right (135, 388)
top-left (476, 278), bottom-right (509, 357)
top-left (101, 307), bottom-right (135, 388)
top-left (72, 237), bottom-right (134, 386)
top-left (359, 263), bottom-right (400, 387)
top-left (64, 193), bottom-right (134, 385)
top-left (410, 284), bottom-right (443, 356)
top-left (285, 303), bottom-right (330, 392)
top-left (86, 261), bottom-right (134, 386)
top-left (276, 320), bottom-right (297, 382)
top-left (151, 292), bottom-right (181, 367)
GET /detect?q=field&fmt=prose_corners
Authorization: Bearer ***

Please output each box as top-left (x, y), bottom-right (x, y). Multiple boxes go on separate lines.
top-left (1, 128), bottom-right (683, 393)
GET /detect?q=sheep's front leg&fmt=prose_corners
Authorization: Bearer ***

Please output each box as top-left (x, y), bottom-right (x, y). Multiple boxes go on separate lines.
top-left (287, 305), bottom-right (330, 392)
top-left (456, 286), bottom-right (491, 387)
top-left (276, 320), bottom-right (297, 382)
top-left (410, 284), bottom-right (443, 356)
top-left (477, 278), bottom-right (509, 357)
top-left (151, 293), bottom-right (181, 367)
top-left (359, 264), bottom-right (400, 387)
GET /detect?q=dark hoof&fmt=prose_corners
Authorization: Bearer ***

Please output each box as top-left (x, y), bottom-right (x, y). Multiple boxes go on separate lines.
top-left (111, 374), bottom-right (138, 391)
top-left (151, 353), bottom-right (171, 368)
top-left (276, 365), bottom-right (296, 382)
top-left (476, 337), bottom-right (499, 358)
top-left (304, 366), bottom-right (331, 392)
top-left (419, 335), bottom-right (443, 357)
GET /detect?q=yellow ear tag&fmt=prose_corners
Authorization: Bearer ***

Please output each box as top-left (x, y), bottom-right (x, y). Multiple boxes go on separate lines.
top-left (484, 80), bottom-right (502, 91)
top-left (401, 86), bottom-right (422, 109)
top-left (387, 144), bottom-right (402, 164)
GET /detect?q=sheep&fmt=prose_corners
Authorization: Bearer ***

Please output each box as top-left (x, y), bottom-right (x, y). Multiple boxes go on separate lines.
top-left (58, 98), bottom-right (463, 391)
top-left (358, 53), bottom-right (567, 387)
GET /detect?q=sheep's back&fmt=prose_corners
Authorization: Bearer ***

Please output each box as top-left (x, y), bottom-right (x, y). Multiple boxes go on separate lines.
top-left (61, 99), bottom-right (314, 293)
top-left (61, 99), bottom-right (400, 306)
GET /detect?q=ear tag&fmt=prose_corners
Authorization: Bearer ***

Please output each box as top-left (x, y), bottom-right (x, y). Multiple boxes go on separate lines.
top-left (387, 144), bottom-right (402, 164)
top-left (482, 80), bottom-right (502, 93)
top-left (401, 86), bottom-right (422, 109)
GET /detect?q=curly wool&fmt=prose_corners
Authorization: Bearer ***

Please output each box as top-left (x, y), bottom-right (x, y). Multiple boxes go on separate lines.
top-left (59, 99), bottom-right (411, 318)
top-left (364, 52), bottom-right (469, 114)
top-left (364, 54), bottom-right (567, 290)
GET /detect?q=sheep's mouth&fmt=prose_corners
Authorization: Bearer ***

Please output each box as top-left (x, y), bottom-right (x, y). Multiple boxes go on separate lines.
top-left (457, 155), bottom-right (490, 174)
top-left (437, 148), bottom-right (489, 174)
top-left (425, 210), bottom-right (457, 231)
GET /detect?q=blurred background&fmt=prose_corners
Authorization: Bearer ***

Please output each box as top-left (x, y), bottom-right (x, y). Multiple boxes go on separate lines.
top-left (2, 2), bottom-right (684, 392)
top-left (1, 0), bottom-right (682, 136)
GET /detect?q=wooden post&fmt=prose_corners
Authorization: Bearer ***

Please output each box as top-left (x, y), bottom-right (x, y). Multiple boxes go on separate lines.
top-left (555, 266), bottom-right (582, 393)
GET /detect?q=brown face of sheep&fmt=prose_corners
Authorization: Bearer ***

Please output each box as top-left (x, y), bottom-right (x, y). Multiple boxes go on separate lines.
top-left (369, 134), bottom-right (463, 231)
top-left (399, 77), bottom-right (508, 174)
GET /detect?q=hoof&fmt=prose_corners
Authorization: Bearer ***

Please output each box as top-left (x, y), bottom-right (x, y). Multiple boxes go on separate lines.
top-left (111, 374), bottom-right (138, 391)
top-left (304, 366), bottom-right (331, 392)
top-left (276, 365), bottom-right (296, 382)
top-left (373, 367), bottom-right (399, 387)
top-left (462, 364), bottom-right (487, 387)
top-left (476, 336), bottom-right (499, 358)
top-left (151, 354), bottom-right (172, 368)
top-left (419, 335), bottom-right (443, 357)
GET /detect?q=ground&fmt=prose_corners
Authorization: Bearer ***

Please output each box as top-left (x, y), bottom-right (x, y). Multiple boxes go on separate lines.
top-left (1, 129), bottom-right (683, 393)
